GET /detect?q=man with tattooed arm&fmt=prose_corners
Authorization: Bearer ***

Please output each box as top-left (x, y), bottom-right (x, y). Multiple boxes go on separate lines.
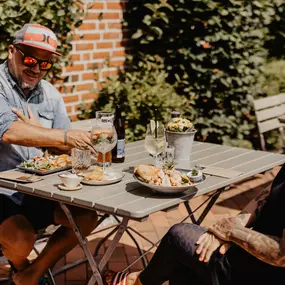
top-left (105, 165), bottom-right (285, 285)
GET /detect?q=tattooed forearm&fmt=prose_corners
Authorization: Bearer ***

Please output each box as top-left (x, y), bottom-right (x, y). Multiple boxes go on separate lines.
top-left (230, 226), bottom-right (285, 267)
top-left (236, 187), bottom-right (271, 227)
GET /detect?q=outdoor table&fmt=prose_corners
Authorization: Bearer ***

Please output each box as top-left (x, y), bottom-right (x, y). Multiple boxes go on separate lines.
top-left (278, 115), bottom-right (285, 124)
top-left (0, 141), bottom-right (285, 285)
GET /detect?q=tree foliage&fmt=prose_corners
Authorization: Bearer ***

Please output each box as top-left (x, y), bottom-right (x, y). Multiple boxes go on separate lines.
top-left (88, 0), bottom-right (278, 147)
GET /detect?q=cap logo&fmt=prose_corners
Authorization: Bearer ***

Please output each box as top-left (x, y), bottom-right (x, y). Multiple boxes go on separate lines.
top-left (13, 23), bottom-right (61, 56)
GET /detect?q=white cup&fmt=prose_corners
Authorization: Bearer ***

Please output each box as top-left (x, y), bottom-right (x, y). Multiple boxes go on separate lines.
top-left (58, 173), bottom-right (83, 188)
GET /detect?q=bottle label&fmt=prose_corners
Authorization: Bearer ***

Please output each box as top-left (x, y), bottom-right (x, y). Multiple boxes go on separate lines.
top-left (116, 139), bottom-right (125, 158)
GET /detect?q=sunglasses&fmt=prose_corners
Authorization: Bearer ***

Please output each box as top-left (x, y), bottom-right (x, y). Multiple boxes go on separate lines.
top-left (16, 47), bottom-right (53, 71)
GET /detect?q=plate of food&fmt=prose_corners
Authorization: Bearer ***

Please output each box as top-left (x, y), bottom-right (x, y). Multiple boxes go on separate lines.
top-left (133, 164), bottom-right (206, 194)
top-left (17, 154), bottom-right (72, 175)
top-left (80, 167), bottom-right (124, 185)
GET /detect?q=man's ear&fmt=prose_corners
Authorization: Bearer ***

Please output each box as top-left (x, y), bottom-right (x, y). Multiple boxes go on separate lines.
top-left (8, 45), bottom-right (16, 60)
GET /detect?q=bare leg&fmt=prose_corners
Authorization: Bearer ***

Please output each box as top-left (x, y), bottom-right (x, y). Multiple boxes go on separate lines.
top-left (13, 204), bottom-right (98, 285)
top-left (0, 214), bottom-right (35, 271)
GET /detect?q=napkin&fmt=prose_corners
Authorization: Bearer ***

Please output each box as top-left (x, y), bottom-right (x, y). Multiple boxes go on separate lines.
top-left (200, 165), bottom-right (243, 179)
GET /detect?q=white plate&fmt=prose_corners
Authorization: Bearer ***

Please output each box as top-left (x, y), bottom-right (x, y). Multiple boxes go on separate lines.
top-left (133, 171), bottom-right (206, 194)
top-left (81, 169), bottom-right (124, 186)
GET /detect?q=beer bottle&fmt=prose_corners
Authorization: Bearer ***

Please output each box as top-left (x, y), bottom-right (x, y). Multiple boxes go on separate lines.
top-left (112, 104), bottom-right (125, 163)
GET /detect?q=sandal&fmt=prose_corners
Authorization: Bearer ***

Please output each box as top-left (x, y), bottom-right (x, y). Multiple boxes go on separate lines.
top-left (105, 271), bottom-right (130, 285)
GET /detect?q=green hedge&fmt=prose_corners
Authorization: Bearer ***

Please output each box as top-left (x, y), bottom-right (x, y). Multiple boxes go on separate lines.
top-left (0, 0), bottom-right (84, 81)
top-left (86, 0), bottom-right (277, 147)
top-left (265, 0), bottom-right (285, 60)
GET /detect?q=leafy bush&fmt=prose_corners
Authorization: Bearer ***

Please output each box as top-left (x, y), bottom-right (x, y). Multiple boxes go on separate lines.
top-left (0, 0), bottom-right (84, 81)
top-left (81, 55), bottom-right (189, 142)
top-left (265, 0), bottom-right (285, 59)
top-left (121, 0), bottom-right (278, 147)
top-left (260, 60), bottom-right (285, 96)
top-left (86, 1), bottom-right (276, 147)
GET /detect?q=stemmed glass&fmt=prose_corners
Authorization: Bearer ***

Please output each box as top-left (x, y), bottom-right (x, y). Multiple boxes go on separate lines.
top-left (91, 112), bottom-right (117, 172)
top-left (144, 123), bottom-right (166, 167)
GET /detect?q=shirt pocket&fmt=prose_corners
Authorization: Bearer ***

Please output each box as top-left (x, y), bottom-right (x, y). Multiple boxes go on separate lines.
top-left (37, 110), bottom-right (54, 129)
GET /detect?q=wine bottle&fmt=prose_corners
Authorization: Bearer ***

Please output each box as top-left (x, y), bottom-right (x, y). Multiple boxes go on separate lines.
top-left (112, 104), bottom-right (125, 163)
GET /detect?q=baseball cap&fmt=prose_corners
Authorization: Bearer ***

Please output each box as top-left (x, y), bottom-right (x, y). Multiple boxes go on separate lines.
top-left (13, 23), bottom-right (61, 56)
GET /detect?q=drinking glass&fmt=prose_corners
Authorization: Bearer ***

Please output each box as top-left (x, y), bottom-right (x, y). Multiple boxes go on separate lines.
top-left (71, 148), bottom-right (91, 174)
top-left (144, 123), bottom-right (166, 167)
top-left (91, 112), bottom-right (117, 172)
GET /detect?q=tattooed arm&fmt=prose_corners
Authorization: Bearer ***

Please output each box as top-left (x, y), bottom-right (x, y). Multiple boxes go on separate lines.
top-left (195, 185), bottom-right (272, 262)
top-left (208, 216), bottom-right (285, 267)
top-left (205, 185), bottom-right (285, 267)
top-left (233, 185), bottom-right (271, 228)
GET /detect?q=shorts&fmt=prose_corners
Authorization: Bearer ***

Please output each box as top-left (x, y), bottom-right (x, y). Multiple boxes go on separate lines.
top-left (0, 194), bottom-right (58, 232)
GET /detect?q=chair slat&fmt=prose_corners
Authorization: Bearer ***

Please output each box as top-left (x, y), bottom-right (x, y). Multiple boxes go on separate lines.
top-left (253, 94), bottom-right (284, 111)
top-left (258, 118), bottom-right (284, 133)
top-left (256, 106), bottom-right (285, 122)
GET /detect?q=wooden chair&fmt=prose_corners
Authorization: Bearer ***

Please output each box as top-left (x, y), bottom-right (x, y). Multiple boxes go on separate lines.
top-left (250, 93), bottom-right (285, 151)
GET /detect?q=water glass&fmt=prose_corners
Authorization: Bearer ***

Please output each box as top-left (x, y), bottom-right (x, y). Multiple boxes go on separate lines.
top-left (144, 123), bottom-right (166, 167)
top-left (157, 145), bottom-right (175, 168)
top-left (71, 148), bottom-right (91, 174)
top-left (91, 111), bottom-right (117, 172)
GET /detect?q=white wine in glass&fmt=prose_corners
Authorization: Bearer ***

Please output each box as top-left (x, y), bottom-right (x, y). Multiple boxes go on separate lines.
top-left (91, 117), bottom-right (117, 172)
top-left (144, 123), bottom-right (166, 167)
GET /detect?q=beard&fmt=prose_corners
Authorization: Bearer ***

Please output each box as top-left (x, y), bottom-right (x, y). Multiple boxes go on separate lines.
top-left (19, 80), bottom-right (37, 91)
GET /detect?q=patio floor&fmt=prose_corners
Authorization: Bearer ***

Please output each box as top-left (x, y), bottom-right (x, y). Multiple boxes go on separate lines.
top-left (0, 166), bottom-right (281, 285)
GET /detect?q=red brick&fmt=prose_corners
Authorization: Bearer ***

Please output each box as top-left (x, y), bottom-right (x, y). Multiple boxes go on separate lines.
top-left (76, 83), bottom-right (94, 92)
top-left (65, 64), bottom-right (84, 73)
top-left (93, 51), bottom-right (109, 59)
top-left (82, 53), bottom-right (90, 61)
top-left (65, 106), bottom-right (72, 113)
top-left (103, 32), bottom-right (121, 40)
top-left (70, 54), bottom-right (80, 61)
top-left (72, 34), bottom-right (81, 41)
top-left (87, 62), bottom-right (103, 70)
top-left (85, 12), bottom-right (101, 20)
top-left (76, 43), bottom-right (94, 51)
top-left (69, 114), bottom-right (78, 122)
top-left (63, 95), bottom-right (79, 103)
top-left (112, 50), bottom-right (125, 57)
top-left (78, 23), bottom-right (96, 31)
top-left (82, 93), bottom-right (96, 101)
top-left (109, 59), bottom-right (124, 67)
top-left (99, 23), bottom-right (105, 30)
top-left (82, 33), bottom-right (100, 41)
top-left (103, 13), bottom-right (121, 20)
top-left (88, 2), bottom-right (104, 9)
top-left (62, 85), bottom-right (76, 93)
top-left (82, 72), bottom-right (95, 81)
top-left (102, 70), bottom-right (119, 78)
top-left (71, 75), bottom-right (79, 82)
top-left (107, 3), bottom-right (122, 10)
top-left (97, 42), bottom-right (113, 49)
top-left (108, 22), bottom-right (123, 29)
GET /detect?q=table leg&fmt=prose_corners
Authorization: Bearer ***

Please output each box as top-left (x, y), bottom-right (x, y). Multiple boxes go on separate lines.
top-left (183, 187), bottom-right (228, 225)
top-left (86, 217), bottom-right (129, 285)
top-left (98, 217), bottom-right (129, 271)
top-left (59, 203), bottom-right (103, 285)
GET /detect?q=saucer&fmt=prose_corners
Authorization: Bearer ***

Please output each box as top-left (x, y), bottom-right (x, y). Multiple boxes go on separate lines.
top-left (57, 183), bottom-right (82, 191)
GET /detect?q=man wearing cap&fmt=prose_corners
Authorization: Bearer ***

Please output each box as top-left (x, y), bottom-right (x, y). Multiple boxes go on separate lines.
top-left (0, 23), bottom-right (98, 285)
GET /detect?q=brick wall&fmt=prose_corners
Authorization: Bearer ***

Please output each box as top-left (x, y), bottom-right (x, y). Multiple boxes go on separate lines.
top-left (59, 0), bottom-right (128, 121)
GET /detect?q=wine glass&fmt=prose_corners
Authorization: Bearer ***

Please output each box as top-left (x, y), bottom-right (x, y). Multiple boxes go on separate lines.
top-left (144, 123), bottom-right (166, 167)
top-left (91, 112), bottom-right (117, 172)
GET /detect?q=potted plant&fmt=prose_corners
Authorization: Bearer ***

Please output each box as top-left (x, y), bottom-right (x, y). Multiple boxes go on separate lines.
top-left (165, 118), bottom-right (197, 167)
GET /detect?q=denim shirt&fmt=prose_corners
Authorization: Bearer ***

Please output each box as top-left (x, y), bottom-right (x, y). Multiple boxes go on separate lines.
top-left (0, 61), bottom-right (71, 204)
